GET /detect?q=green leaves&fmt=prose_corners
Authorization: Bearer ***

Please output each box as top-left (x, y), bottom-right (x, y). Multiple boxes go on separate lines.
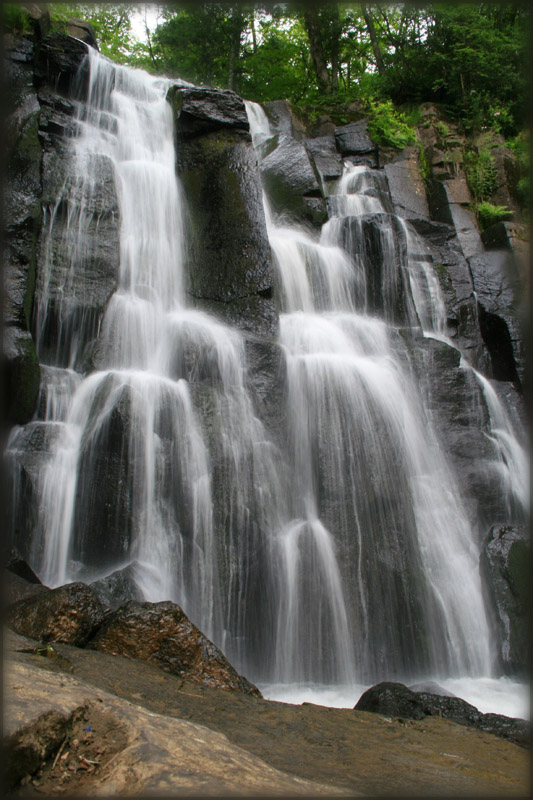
top-left (367, 100), bottom-right (416, 149)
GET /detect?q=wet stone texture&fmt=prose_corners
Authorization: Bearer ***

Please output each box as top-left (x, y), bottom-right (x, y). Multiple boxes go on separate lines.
top-left (87, 600), bottom-right (262, 696)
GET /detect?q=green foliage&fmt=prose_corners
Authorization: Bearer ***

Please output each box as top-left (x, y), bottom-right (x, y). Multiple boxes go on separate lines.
top-left (418, 145), bottom-right (431, 183)
top-left (475, 201), bottom-right (512, 231)
top-left (463, 148), bottom-right (499, 203)
top-left (48, 3), bottom-right (152, 67)
top-left (367, 100), bottom-right (416, 149)
top-left (2, 3), bottom-right (32, 34)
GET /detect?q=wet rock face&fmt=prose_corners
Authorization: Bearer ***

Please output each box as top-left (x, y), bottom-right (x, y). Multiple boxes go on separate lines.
top-left (468, 251), bottom-right (524, 386)
top-left (354, 682), bottom-right (529, 747)
top-left (72, 381), bottom-right (134, 570)
top-left (8, 583), bottom-right (106, 646)
top-left (171, 86), bottom-right (250, 137)
top-left (171, 85), bottom-right (276, 339)
top-left (89, 563), bottom-right (146, 611)
top-left (34, 31), bottom-right (90, 100)
top-left (334, 119), bottom-right (376, 162)
top-left (88, 601), bottom-right (262, 696)
top-left (3, 38), bottom-right (43, 426)
top-left (304, 136), bottom-right (344, 181)
top-left (260, 134), bottom-right (327, 226)
top-left (480, 525), bottom-right (529, 676)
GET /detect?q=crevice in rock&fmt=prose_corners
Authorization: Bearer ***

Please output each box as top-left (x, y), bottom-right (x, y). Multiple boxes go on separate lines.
top-left (478, 305), bottom-right (521, 388)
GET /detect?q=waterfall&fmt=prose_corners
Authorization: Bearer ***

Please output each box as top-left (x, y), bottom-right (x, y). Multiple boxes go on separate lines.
top-left (5, 52), bottom-right (528, 708)
top-left (245, 100), bottom-right (527, 686)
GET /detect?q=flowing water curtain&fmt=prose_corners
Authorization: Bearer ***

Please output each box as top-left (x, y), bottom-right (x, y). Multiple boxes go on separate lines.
top-left (247, 102), bottom-right (496, 682)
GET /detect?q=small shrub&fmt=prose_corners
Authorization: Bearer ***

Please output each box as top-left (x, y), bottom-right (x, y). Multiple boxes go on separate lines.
top-left (367, 99), bottom-right (416, 149)
top-left (464, 147), bottom-right (499, 202)
top-left (475, 201), bottom-right (512, 231)
top-left (2, 4), bottom-right (32, 34)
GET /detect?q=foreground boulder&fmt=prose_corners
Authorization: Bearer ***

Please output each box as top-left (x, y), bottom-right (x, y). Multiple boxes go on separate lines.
top-left (8, 583), bottom-right (106, 646)
top-left (88, 600), bottom-right (261, 696)
top-left (355, 682), bottom-right (529, 747)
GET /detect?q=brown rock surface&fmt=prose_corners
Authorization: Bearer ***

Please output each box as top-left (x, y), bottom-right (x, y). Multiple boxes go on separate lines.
top-left (5, 650), bottom-right (342, 796)
top-left (4, 630), bottom-right (529, 797)
top-left (8, 583), bottom-right (106, 647)
top-left (88, 600), bottom-right (261, 696)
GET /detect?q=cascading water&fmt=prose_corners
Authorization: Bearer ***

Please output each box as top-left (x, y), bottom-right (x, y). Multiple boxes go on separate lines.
top-left (245, 101), bottom-right (528, 711)
top-left (5, 50), bottom-right (528, 717)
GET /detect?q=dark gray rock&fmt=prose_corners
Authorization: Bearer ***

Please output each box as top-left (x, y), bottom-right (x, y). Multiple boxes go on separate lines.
top-left (6, 547), bottom-right (42, 584)
top-left (384, 147), bottom-right (430, 220)
top-left (4, 421), bottom-right (64, 559)
top-left (427, 179), bottom-right (483, 260)
top-left (334, 119), bottom-right (375, 157)
top-left (72, 380), bottom-right (134, 571)
top-left (34, 149), bottom-right (120, 369)
top-left (2, 328), bottom-right (41, 425)
top-left (90, 563), bottom-right (146, 611)
top-left (177, 126), bottom-right (274, 336)
top-left (480, 525), bottom-right (529, 675)
top-left (4, 572), bottom-right (49, 607)
top-left (354, 681), bottom-right (529, 747)
top-left (65, 18), bottom-right (98, 50)
top-left (482, 220), bottom-right (526, 252)
top-left (263, 100), bottom-right (307, 141)
top-left (8, 582), bottom-right (106, 646)
top-left (468, 251), bottom-right (524, 385)
top-left (409, 218), bottom-right (489, 370)
top-left (399, 333), bottom-right (509, 529)
top-left (34, 31), bottom-right (90, 101)
top-left (4, 39), bottom-right (42, 332)
top-left (260, 133), bottom-right (326, 226)
top-left (335, 213), bottom-right (411, 324)
top-left (304, 136), bottom-right (343, 181)
top-left (408, 681), bottom-right (456, 697)
top-left (169, 86), bottom-right (249, 138)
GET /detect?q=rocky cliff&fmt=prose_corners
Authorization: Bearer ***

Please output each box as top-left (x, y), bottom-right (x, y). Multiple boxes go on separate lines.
top-left (3, 22), bottom-right (529, 680)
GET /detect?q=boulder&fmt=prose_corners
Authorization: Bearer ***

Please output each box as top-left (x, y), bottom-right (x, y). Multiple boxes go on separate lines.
top-left (384, 147), bottom-right (430, 220)
top-left (8, 582), bottom-right (106, 646)
top-left (264, 99), bottom-right (307, 140)
top-left (88, 601), bottom-right (262, 696)
top-left (64, 18), bottom-right (98, 49)
top-left (334, 119), bottom-right (375, 158)
top-left (304, 136), bottom-right (344, 181)
top-left (355, 682), bottom-right (529, 747)
top-left (169, 86), bottom-right (249, 138)
top-left (6, 547), bottom-right (42, 584)
top-left (260, 133), bottom-right (327, 226)
top-left (480, 525), bottom-right (529, 675)
top-left (90, 563), bottom-right (146, 611)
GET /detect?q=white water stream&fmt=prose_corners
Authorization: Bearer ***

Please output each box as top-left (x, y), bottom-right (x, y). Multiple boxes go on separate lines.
top-left (5, 53), bottom-right (528, 720)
